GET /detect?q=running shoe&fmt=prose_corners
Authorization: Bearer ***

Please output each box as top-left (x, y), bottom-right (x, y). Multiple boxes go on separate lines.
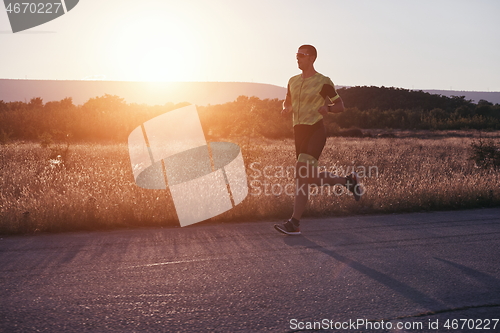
top-left (345, 172), bottom-right (363, 202)
top-left (274, 219), bottom-right (301, 235)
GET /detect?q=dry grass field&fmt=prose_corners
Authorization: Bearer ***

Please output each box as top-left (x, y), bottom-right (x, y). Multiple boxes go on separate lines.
top-left (1, 134), bottom-right (499, 234)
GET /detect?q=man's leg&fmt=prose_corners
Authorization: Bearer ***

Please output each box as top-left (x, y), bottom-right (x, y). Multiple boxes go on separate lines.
top-left (275, 160), bottom-right (309, 235)
top-left (314, 169), bottom-right (347, 187)
top-left (276, 158), bottom-right (362, 235)
top-left (291, 161), bottom-right (352, 221)
top-left (291, 161), bottom-right (310, 221)
top-left (275, 121), bottom-right (362, 235)
top-left (292, 162), bottom-right (363, 220)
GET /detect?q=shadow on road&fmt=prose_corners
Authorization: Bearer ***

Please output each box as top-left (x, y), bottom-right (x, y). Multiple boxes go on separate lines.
top-left (434, 257), bottom-right (500, 293)
top-left (283, 235), bottom-right (446, 311)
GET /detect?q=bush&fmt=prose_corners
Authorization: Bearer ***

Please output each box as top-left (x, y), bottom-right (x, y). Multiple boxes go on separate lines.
top-left (469, 137), bottom-right (500, 170)
top-left (0, 129), bottom-right (13, 145)
top-left (1, 90), bottom-right (499, 143)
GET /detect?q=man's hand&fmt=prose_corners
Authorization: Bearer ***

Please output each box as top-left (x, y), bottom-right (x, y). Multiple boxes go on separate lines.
top-left (318, 105), bottom-right (329, 116)
top-left (329, 98), bottom-right (345, 114)
top-left (281, 105), bottom-right (292, 116)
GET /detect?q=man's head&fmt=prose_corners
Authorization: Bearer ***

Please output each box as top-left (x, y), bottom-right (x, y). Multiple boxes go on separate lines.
top-left (296, 45), bottom-right (317, 71)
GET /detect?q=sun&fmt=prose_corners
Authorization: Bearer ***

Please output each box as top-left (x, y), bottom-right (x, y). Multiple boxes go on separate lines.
top-left (133, 43), bottom-right (191, 82)
top-left (106, 14), bottom-right (199, 82)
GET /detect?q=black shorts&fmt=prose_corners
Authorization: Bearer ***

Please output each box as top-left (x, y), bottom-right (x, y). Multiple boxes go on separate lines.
top-left (293, 120), bottom-right (326, 161)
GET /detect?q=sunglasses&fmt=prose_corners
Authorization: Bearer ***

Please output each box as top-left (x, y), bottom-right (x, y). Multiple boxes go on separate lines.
top-left (296, 52), bottom-right (310, 58)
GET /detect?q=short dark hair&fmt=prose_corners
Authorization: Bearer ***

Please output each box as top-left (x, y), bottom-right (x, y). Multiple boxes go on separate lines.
top-left (299, 44), bottom-right (317, 60)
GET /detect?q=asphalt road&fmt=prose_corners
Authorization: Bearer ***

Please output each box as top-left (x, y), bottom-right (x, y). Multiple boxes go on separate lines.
top-left (1, 208), bottom-right (499, 332)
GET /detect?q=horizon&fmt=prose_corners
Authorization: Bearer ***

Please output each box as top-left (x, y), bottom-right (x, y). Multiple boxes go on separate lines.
top-left (2, 80), bottom-right (500, 106)
top-left (1, 1), bottom-right (499, 92)
top-left (1, 78), bottom-right (499, 94)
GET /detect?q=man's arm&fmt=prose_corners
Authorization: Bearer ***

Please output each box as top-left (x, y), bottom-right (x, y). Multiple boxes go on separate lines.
top-left (318, 83), bottom-right (345, 115)
top-left (282, 84), bottom-right (292, 115)
top-left (328, 96), bottom-right (345, 114)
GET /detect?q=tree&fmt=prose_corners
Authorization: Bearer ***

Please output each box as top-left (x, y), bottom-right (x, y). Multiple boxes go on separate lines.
top-left (29, 97), bottom-right (43, 109)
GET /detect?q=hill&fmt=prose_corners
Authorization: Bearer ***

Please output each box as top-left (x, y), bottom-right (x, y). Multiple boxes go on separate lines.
top-left (1, 79), bottom-right (499, 106)
top-left (0, 79), bottom-right (287, 106)
top-left (421, 89), bottom-right (500, 105)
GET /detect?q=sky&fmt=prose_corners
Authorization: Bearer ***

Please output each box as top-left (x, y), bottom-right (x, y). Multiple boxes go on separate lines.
top-left (0, 0), bottom-right (499, 92)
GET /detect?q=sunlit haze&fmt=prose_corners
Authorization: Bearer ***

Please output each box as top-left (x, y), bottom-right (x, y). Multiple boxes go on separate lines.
top-left (0, 0), bottom-right (499, 91)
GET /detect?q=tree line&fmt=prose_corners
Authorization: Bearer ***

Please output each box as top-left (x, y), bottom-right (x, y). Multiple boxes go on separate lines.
top-left (0, 86), bottom-right (499, 143)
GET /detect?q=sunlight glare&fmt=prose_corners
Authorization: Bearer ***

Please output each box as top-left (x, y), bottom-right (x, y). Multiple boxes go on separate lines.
top-left (108, 14), bottom-right (199, 82)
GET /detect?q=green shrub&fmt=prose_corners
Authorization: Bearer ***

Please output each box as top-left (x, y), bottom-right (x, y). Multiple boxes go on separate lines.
top-left (469, 137), bottom-right (500, 170)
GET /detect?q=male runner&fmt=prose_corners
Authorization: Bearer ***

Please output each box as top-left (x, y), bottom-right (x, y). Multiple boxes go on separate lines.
top-left (274, 45), bottom-right (363, 235)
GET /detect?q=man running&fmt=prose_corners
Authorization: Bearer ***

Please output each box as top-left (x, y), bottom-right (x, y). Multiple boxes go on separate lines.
top-left (274, 45), bottom-right (362, 235)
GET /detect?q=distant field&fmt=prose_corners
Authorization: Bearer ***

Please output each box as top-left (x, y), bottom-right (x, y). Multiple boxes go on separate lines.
top-left (1, 134), bottom-right (499, 234)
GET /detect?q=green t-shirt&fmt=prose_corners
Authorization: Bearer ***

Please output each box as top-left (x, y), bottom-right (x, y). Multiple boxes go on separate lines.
top-left (286, 72), bottom-right (340, 126)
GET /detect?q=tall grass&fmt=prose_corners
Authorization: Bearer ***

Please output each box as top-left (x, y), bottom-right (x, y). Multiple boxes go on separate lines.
top-left (1, 136), bottom-right (499, 234)
top-left (0, 143), bottom-right (178, 234)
